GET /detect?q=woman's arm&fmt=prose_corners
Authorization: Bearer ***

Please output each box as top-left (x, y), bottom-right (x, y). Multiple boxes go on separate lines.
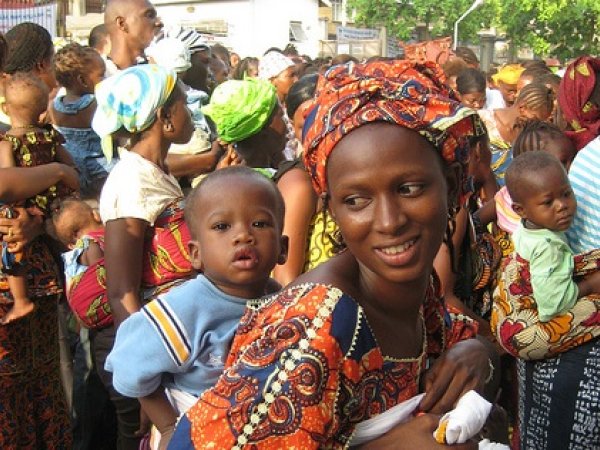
top-left (359, 414), bottom-right (477, 450)
top-left (480, 169), bottom-right (498, 203)
top-left (434, 205), bottom-right (496, 342)
top-left (420, 338), bottom-right (492, 414)
top-left (474, 199), bottom-right (497, 227)
top-left (0, 163), bottom-right (79, 202)
top-left (166, 141), bottom-right (223, 177)
top-left (104, 217), bottom-right (147, 326)
top-left (55, 142), bottom-right (77, 167)
top-left (273, 167), bottom-right (317, 286)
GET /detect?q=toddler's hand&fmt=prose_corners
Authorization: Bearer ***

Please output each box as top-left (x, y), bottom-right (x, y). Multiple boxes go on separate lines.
top-left (216, 145), bottom-right (243, 169)
top-left (157, 424), bottom-right (175, 450)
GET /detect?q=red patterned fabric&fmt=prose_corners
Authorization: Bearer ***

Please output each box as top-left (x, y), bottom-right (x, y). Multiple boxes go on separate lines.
top-left (302, 59), bottom-right (486, 201)
top-left (175, 280), bottom-right (476, 449)
top-left (558, 56), bottom-right (600, 151)
top-left (492, 249), bottom-right (600, 360)
top-left (67, 204), bottom-right (193, 329)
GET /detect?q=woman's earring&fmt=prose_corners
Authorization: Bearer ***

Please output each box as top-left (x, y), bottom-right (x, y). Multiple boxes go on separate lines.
top-left (448, 204), bottom-right (460, 221)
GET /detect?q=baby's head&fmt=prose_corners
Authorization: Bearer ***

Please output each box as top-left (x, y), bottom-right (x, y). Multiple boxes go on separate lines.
top-left (513, 120), bottom-right (576, 170)
top-left (185, 166), bottom-right (288, 299)
top-left (506, 151), bottom-right (576, 232)
top-left (3, 72), bottom-right (49, 125)
top-left (54, 43), bottom-right (106, 94)
top-left (51, 198), bottom-right (103, 248)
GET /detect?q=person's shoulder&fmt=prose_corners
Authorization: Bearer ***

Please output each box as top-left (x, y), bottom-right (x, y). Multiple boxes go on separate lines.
top-left (103, 58), bottom-right (120, 77)
top-left (293, 251), bottom-right (360, 297)
top-left (102, 152), bottom-right (145, 184)
top-left (574, 136), bottom-right (600, 163)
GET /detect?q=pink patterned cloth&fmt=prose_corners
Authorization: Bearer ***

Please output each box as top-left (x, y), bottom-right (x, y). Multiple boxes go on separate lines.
top-left (494, 186), bottom-right (520, 234)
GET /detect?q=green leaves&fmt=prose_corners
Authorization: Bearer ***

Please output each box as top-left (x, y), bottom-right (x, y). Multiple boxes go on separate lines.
top-left (498, 0), bottom-right (599, 60)
top-left (346, 0), bottom-right (599, 61)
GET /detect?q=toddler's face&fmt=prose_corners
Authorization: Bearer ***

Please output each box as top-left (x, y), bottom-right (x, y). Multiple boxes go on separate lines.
top-left (515, 166), bottom-right (577, 232)
top-left (190, 176), bottom-right (287, 299)
top-left (85, 53), bottom-right (106, 92)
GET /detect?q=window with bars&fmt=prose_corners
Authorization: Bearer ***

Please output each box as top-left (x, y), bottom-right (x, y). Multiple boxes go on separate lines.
top-left (331, 0), bottom-right (343, 22)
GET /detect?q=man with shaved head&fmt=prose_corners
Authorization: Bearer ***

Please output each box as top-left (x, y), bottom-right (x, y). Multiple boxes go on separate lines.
top-left (104, 0), bottom-right (162, 76)
top-left (93, 10), bottom-right (163, 448)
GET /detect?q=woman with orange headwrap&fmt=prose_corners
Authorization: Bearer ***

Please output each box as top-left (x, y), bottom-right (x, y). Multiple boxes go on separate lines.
top-left (168, 60), bottom-right (495, 449)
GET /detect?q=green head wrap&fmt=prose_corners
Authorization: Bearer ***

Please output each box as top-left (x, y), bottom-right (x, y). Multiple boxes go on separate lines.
top-left (202, 78), bottom-right (277, 143)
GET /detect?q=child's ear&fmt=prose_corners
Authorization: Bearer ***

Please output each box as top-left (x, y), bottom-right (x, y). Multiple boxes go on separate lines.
top-left (511, 201), bottom-right (526, 219)
top-left (277, 235), bottom-right (289, 265)
top-left (78, 74), bottom-right (88, 88)
top-left (517, 103), bottom-right (529, 118)
top-left (187, 240), bottom-right (203, 271)
top-left (36, 58), bottom-right (53, 78)
top-left (92, 209), bottom-right (102, 225)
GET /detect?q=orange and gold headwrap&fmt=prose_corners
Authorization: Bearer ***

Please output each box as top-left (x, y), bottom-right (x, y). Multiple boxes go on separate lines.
top-left (302, 59), bottom-right (487, 201)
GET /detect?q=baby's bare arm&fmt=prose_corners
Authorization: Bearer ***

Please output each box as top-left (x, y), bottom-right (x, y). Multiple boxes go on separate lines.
top-left (79, 241), bottom-right (103, 267)
top-left (577, 270), bottom-right (600, 298)
top-left (0, 140), bottom-right (16, 169)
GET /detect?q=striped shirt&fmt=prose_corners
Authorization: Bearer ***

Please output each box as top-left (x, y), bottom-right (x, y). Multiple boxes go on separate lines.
top-left (567, 136), bottom-right (600, 253)
top-left (105, 274), bottom-right (250, 398)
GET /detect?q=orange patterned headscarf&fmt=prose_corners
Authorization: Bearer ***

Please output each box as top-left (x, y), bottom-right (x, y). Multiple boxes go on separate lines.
top-left (302, 59), bottom-right (486, 199)
top-left (558, 56), bottom-right (600, 151)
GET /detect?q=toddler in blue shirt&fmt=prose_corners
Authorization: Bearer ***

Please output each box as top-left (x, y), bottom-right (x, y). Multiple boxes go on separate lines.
top-left (105, 166), bottom-right (288, 448)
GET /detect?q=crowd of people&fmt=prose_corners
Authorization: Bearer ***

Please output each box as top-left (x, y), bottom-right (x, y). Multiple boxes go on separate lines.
top-left (0, 0), bottom-right (600, 449)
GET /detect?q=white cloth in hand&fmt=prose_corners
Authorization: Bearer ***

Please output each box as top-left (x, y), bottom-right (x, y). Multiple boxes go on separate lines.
top-left (349, 394), bottom-right (425, 447)
top-left (434, 390), bottom-right (492, 444)
top-left (479, 438), bottom-right (510, 449)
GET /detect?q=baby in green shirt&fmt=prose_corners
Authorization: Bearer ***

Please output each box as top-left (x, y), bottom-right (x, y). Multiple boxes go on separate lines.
top-left (506, 151), bottom-right (600, 321)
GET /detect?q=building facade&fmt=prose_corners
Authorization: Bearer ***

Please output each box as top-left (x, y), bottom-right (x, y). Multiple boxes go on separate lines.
top-left (65, 0), bottom-right (328, 58)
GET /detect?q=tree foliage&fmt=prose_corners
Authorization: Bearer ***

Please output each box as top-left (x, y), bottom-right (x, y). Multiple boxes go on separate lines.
top-left (494, 0), bottom-right (600, 60)
top-left (347, 0), bottom-right (600, 60)
top-left (346, 0), bottom-right (495, 42)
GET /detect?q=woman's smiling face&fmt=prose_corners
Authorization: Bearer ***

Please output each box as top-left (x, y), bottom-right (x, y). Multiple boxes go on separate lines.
top-left (326, 123), bottom-right (454, 287)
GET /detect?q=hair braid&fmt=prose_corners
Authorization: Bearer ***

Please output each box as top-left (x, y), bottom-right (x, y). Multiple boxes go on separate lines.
top-left (4, 22), bottom-right (53, 74)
